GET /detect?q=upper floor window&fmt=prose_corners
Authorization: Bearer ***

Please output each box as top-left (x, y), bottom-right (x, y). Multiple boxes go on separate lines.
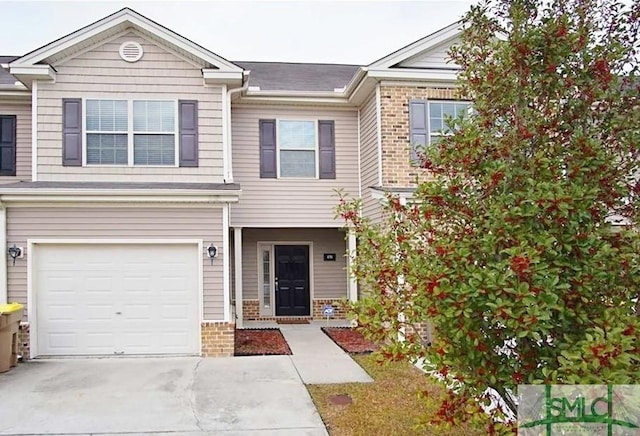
top-left (85, 99), bottom-right (177, 166)
top-left (409, 100), bottom-right (470, 162)
top-left (62, 99), bottom-right (198, 168)
top-left (278, 120), bottom-right (317, 178)
top-left (259, 118), bottom-right (335, 179)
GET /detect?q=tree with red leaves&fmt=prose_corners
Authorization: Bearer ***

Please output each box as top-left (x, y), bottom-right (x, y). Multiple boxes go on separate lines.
top-left (338, 0), bottom-right (639, 431)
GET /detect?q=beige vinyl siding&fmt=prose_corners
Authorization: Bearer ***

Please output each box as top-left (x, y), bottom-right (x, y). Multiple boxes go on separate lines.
top-left (231, 105), bottom-right (359, 227)
top-left (398, 37), bottom-right (461, 69)
top-left (6, 206), bottom-right (224, 320)
top-left (37, 31), bottom-right (223, 183)
top-left (0, 102), bottom-right (32, 182)
top-left (359, 92), bottom-right (382, 223)
top-left (241, 228), bottom-right (347, 301)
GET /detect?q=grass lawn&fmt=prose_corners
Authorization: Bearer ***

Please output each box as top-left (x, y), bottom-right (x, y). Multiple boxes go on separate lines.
top-left (307, 354), bottom-right (488, 436)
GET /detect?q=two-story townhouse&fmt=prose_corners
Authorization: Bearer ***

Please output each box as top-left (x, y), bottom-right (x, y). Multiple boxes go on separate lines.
top-left (0, 8), bottom-right (464, 358)
top-left (0, 9), bottom-right (244, 358)
top-left (228, 24), bottom-right (466, 327)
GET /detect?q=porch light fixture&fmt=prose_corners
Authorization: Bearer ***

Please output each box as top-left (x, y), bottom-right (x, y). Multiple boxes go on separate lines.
top-left (207, 244), bottom-right (218, 265)
top-left (7, 244), bottom-right (22, 266)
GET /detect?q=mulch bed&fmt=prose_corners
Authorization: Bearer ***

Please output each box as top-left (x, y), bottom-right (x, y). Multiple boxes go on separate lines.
top-left (321, 327), bottom-right (379, 354)
top-left (234, 328), bottom-right (292, 356)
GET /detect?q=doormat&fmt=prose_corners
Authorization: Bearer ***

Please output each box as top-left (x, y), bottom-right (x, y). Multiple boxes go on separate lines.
top-left (276, 319), bottom-right (310, 324)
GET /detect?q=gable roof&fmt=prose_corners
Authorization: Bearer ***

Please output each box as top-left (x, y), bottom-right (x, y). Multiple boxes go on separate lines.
top-left (2, 9), bottom-right (465, 99)
top-left (234, 61), bottom-right (360, 92)
top-left (368, 21), bottom-right (462, 70)
top-left (9, 7), bottom-right (242, 86)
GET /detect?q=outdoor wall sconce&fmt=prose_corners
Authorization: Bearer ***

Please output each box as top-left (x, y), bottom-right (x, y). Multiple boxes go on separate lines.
top-left (7, 244), bottom-right (22, 266)
top-left (207, 244), bottom-right (218, 265)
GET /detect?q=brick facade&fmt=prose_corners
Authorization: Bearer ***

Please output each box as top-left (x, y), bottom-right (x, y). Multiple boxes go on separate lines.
top-left (18, 322), bottom-right (30, 360)
top-left (312, 298), bottom-right (348, 319)
top-left (242, 300), bottom-right (261, 320)
top-left (379, 85), bottom-right (459, 187)
top-left (200, 322), bottom-right (235, 357)
top-left (241, 298), bottom-right (347, 320)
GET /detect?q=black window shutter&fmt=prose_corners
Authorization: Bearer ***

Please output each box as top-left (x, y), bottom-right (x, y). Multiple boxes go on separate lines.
top-left (409, 100), bottom-right (428, 162)
top-left (259, 119), bottom-right (277, 178)
top-left (62, 99), bottom-right (82, 166)
top-left (0, 115), bottom-right (16, 176)
top-left (179, 100), bottom-right (198, 167)
top-left (318, 120), bottom-right (335, 179)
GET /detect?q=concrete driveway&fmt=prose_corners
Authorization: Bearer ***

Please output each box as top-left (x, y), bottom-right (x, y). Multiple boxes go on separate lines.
top-left (0, 356), bottom-right (328, 435)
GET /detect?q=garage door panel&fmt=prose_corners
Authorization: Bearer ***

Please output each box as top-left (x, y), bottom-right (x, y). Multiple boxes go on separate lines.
top-left (86, 304), bottom-right (114, 320)
top-left (161, 332), bottom-right (191, 348)
top-left (46, 304), bottom-right (77, 321)
top-left (85, 333), bottom-right (117, 352)
top-left (86, 276), bottom-right (116, 293)
top-left (162, 304), bottom-right (189, 319)
top-left (36, 244), bottom-right (200, 356)
top-left (123, 304), bottom-right (153, 320)
top-left (46, 332), bottom-right (78, 350)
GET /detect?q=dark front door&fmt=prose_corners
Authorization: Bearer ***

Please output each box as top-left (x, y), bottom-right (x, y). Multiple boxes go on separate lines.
top-left (275, 245), bottom-right (310, 316)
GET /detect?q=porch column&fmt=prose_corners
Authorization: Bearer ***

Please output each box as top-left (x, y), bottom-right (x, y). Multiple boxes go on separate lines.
top-left (347, 229), bottom-right (357, 303)
top-left (234, 227), bottom-right (243, 328)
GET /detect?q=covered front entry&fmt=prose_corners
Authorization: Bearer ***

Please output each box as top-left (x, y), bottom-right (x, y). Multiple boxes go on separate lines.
top-left (33, 243), bottom-right (200, 357)
top-left (231, 227), bottom-right (358, 326)
top-left (275, 245), bottom-right (310, 316)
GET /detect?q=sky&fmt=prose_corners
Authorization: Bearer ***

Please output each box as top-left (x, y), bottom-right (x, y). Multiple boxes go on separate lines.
top-left (0, 1), bottom-right (476, 65)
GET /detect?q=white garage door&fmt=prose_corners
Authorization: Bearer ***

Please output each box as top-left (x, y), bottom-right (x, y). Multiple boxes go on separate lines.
top-left (35, 244), bottom-right (200, 356)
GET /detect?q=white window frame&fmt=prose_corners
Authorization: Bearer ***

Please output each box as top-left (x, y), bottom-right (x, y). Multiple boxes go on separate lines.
top-left (276, 118), bottom-right (319, 179)
top-left (83, 98), bottom-right (179, 167)
top-left (427, 100), bottom-right (471, 146)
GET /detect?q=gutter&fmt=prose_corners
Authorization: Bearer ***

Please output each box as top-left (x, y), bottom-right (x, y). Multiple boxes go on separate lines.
top-left (0, 186), bottom-right (242, 205)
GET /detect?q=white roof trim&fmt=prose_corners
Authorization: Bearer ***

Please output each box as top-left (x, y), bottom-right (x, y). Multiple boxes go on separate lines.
top-left (8, 65), bottom-right (56, 81)
top-left (10, 8), bottom-right (242, 72)
top-left (0, 189), bottom-right (241, 204)
top-left (368, 68), bottom-right (459, 82)
top-left (202, 69), bottom-right (244, 85)
top-left (237, 95), bottom-right (352, 107)
top-left (368, 21), bottom-right (463, 69)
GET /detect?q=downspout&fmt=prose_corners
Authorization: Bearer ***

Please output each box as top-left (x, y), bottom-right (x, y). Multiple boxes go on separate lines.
top-left (224, 72), bottom-right (249, 324)
top-left (225, 72), bottom-right (250, 183)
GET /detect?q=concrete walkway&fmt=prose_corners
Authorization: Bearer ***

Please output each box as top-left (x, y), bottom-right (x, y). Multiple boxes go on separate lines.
top-left (244, 321), bottom-right (373, 385)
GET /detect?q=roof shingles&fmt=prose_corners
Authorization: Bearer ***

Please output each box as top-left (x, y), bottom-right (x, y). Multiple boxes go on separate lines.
top-left (234, 61), bottom-right (360, 92)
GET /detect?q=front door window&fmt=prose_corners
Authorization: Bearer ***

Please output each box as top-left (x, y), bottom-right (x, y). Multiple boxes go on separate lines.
top-left (261, 249), bottom-right (271, 312)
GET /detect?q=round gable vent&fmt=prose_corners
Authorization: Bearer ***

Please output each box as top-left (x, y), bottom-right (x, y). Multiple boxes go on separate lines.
top-left (119, 41), bottom-right (144, 62)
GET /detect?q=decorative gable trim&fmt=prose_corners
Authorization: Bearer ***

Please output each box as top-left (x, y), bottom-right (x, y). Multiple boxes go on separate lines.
top-left (368, 21), bottom-right (463, 70)
top-left (9, 8), bottom-right (243, 85)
